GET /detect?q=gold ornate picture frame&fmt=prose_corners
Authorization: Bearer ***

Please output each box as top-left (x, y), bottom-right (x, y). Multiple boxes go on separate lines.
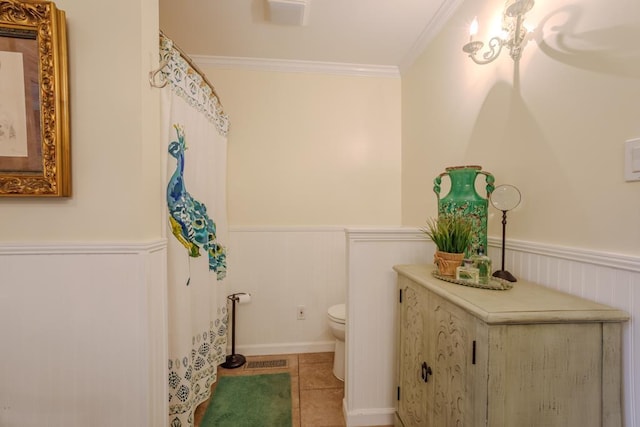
top-left (0, 0), bottom-right (69, 196)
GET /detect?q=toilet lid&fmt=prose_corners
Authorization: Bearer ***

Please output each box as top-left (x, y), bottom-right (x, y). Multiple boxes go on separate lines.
top-left (328, 304), bottom-right (346, 323)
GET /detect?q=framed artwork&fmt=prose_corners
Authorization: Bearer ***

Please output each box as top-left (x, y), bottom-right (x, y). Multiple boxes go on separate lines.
top-left (0, 0), bottom-right (69, 196)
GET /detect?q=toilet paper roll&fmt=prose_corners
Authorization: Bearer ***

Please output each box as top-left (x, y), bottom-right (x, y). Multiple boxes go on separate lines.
top-left (237, 293), bottom-right (251, 304)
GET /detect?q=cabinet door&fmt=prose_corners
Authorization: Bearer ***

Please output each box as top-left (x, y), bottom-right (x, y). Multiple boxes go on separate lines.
top-left (397, 278), bottom-right (485, 427)
top-left (397, 277), bottom-right (430, 427)
top-left (426, 293), bottom-right (480, 427)
top-left (487, 323), bottom-right (604, 427)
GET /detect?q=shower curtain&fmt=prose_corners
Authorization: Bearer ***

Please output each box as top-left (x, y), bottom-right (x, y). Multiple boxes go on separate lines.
top-left (159, 34), bottom-right (230, 427)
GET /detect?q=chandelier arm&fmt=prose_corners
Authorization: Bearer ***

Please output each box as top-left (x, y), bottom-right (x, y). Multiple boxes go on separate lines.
top-left (469, 37), bottom-right (504, 65)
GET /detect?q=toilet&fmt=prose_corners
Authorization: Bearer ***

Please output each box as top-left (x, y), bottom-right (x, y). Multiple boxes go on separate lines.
top-left (327, 303), bottom-right (346, 381)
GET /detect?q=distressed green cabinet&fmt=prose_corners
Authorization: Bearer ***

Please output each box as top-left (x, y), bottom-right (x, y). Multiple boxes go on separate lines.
top-left (394, 264), bottom-right (629, 427)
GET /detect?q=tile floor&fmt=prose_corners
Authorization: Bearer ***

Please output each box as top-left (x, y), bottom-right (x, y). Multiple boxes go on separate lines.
top-left (194, 352), bottom-right (347, 427)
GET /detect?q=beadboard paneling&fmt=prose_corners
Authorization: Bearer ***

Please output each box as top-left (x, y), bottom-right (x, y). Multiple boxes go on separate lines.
top-left (0, 241), bottom-right (167, 427)
top-left (6, 231), bottom-right (634, 426)
top-left (345, 228), bottom-right (432, 426)
top-left (225, 227), bottom-right (347, 355)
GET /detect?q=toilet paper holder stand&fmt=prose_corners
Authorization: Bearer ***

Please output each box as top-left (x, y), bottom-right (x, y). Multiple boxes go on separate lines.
top-left (221, 292), bottom-right (249, 369)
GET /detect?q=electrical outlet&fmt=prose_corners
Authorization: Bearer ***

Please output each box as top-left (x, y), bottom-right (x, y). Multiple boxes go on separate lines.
top-left (297, 305), bottom-right (306, 320)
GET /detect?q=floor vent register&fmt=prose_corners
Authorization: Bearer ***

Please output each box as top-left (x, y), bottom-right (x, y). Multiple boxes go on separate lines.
top-left (245, 359), bottom-right (288, 369)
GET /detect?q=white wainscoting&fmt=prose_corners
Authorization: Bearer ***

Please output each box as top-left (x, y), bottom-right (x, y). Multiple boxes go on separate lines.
top-left (345, 228), bottom-right (639, 427)
top-left (0, 241), bottom-right (168, 427)
top-left (344, 228), bottom-right (432, 426)
top-left (225, 227), bottom-right (347, 355)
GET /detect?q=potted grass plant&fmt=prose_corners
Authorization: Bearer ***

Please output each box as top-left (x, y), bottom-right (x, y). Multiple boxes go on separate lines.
top-left (422, 212), bottom-right (474, 276)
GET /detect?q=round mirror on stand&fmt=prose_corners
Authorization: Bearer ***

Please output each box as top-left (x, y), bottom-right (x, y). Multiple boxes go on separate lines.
top-left (490, 184), bottom-right (521, 282)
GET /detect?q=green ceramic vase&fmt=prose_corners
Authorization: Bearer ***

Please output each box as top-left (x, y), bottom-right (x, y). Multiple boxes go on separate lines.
top-left (433, 165), bottom-right (495, 258)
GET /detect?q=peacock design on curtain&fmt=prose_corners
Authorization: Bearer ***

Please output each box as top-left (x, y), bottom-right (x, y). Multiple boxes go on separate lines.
top-left (159, 32), bottom-right (230, 427)
top-left (167, 124), bottom-right (227, 280)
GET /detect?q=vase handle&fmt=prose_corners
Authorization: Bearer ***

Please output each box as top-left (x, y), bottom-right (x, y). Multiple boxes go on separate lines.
top-left (433, 171), bottom-right (449, 201)
top-left (478, 171), bottom-right (495, 197)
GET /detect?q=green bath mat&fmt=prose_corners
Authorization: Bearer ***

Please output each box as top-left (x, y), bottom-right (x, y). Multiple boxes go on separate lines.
top-left (201, 372), bottom-right (292, 427)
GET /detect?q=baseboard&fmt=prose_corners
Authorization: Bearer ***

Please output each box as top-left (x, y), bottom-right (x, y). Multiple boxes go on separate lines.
top-left (234, 340), bottom-right (336, 356)
top-left (343, 402), bottom-right (395, 427)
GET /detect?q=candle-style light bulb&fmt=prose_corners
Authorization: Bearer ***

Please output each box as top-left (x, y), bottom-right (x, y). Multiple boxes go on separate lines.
top-left (469, 17), bottom-right (479, 41)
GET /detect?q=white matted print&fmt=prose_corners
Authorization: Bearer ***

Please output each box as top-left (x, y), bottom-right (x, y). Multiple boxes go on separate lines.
top-left (0, 50), bottom-right (28, 157)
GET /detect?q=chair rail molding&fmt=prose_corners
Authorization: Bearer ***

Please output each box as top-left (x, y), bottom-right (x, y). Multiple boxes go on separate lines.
top-left (0, 239), bottom-right (167, 255)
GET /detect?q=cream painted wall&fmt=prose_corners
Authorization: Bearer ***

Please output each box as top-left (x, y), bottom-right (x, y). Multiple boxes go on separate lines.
top-left (402, 0), bottom-right (640, 256)
top-left (0, 0), bottom-right (163, 242)
top-left (199, 67), bottom-right (402, 226)
top-left (0, 2), bottom-right (167, 426)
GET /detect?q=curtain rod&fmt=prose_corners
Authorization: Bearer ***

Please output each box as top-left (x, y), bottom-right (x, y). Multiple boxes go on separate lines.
top-left (158, 30), bottom-right (221, 101)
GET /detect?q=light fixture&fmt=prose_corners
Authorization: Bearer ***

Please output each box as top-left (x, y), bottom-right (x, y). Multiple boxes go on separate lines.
top-left (462, 0), bottom-right (534, 65)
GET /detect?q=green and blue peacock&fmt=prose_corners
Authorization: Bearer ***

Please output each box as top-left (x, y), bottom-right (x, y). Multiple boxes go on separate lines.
top-left (167, 124), bottom-right (226, 281)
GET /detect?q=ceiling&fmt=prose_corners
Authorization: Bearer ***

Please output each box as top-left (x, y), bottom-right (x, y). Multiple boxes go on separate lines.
top-left (159, 0), bottom-right (461, 71)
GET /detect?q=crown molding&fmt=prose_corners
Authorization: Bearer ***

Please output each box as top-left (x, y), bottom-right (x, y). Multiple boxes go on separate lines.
top-left (191, 55), bottom-right (400, 78)
top-left (398, 0), bottom-right (465, 73)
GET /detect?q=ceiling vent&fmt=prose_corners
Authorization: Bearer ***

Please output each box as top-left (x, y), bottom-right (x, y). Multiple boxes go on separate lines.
top-left (267, 0), bottom-right (310, 26)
